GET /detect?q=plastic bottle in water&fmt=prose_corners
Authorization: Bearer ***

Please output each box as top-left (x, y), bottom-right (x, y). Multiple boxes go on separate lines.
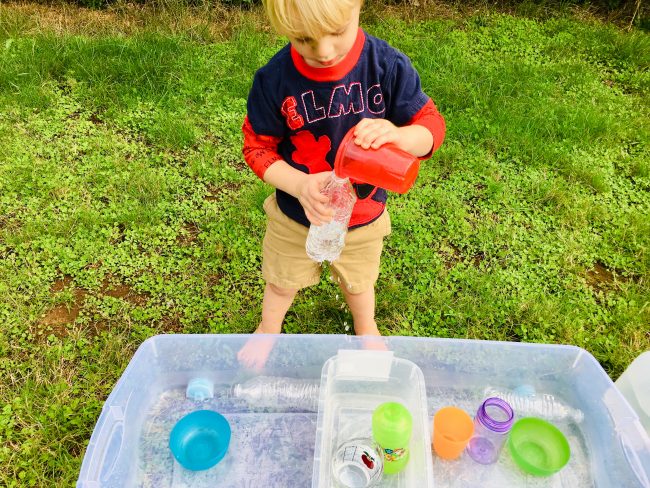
top-left (232, 376), bottom-right (320, 412)
top-left (306, 173), bottom-right (356, 263)
top-left (483, 387), bottom-right (584, 424)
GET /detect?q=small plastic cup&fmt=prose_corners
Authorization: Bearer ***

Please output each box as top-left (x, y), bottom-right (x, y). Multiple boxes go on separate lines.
top-left (169, 410), bottom-right (231, 471)
top-left (332, 437), bottom-right (383, 488)
top-left (334, 126), bottom-right (421, 194)
top-left (432, 407), bottom-right (474, 460)
top-left (508, 417), bottom-right (570, 476)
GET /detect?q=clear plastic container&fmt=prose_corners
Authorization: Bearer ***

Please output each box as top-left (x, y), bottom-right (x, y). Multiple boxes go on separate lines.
top-left (312, 349), bottom-right (434, 488)
top-left (77, 334), bottom-right (650, 488)
top-left (616, 351), bottom-right (650, 436)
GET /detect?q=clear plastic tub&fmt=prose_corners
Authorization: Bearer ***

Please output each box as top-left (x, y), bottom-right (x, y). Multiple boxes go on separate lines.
top-left (312, 350), bottom-right (434, 487)
top-left (616, 351), bottom-right (650, 436)
top-left (77, 334), bottom-right (650, 487)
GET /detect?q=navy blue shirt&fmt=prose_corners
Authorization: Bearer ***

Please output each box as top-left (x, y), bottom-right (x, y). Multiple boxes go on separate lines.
top-left (246, 29), bottom-right (431, 228)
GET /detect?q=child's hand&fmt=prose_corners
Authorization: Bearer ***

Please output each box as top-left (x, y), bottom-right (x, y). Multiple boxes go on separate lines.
top-left (353, 118), bottom-right (400, 150)
top-left (297, 171), bottom-right (335, 226)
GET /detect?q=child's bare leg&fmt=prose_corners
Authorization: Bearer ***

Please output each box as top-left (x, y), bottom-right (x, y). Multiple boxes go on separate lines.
top-left (237, 283), bottom-right (298, 370)
top-left (340, 286), bottom-right (380, 335)
top-left (259, 283), bottom-right (298, 333)
top-left (341, 286), bottom-right (387, 350)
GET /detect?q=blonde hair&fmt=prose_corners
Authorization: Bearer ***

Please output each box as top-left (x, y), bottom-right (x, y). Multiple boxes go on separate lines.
top-left (263, 0), bottom-right (361, 40)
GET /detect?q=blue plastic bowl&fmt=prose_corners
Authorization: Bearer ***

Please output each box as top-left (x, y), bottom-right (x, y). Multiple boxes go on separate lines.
top-left (169, 410), bottom-right (231, 471)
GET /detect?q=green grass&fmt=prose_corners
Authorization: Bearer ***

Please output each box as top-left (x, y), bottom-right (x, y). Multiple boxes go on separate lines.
top-left (1, 2), bottom-right (649, 485)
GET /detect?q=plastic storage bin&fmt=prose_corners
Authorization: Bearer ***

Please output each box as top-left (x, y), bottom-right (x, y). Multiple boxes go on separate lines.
top-left (616, 351), bottom-right (650, 436)
top-left (77, 334), bottom-right (650, 487)
top-left (312, 350), bottom-right (434, 487)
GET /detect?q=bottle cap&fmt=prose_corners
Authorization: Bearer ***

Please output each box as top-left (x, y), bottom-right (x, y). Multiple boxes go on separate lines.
top-left (372, 402), bottom-right (412, 446)
top-left (186, 378), bottom-right (214, 401)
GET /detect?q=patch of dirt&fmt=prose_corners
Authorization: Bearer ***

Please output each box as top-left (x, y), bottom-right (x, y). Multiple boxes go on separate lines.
top-left (439, 243), bottom-right (485, 269)
top-left (50, 276), bottom-right (73, 293)
top-left (204, 182), bottom-right (243, 202)
top-left (582, 261), bottom-right (645, 301)
top-left (0, 211), bottom-right (17, 230)
top-left (89, 113), bottom-right (104, 125)
top-left (40, 284), bottom-right (87, 337)
top-left (159, 314), bottom-right (184, 333)
top-left (582, 261), bottom-right (639, 300)
top-left (474, 183), bottom-right (487, 191)
top-left (439, 243), bottom-right (463, 269)
top-left (472, 251), bottom-right (486, 267)
top-left (81, 320), bottom-right (113, 337)
top-left (585, 261), bottom-right (616, 291)
top-left (177, 222), bottom-right (201, 246)
top-left (100, 277), bottom-right (149, 306)
top-left (38, 275), bottom-right (150, 338)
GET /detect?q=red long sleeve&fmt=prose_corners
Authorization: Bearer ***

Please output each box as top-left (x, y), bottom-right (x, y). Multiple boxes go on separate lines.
top-left (408, 99), bottom-right (446, 160)
top-left (242, 116), bottom-right (283, 180)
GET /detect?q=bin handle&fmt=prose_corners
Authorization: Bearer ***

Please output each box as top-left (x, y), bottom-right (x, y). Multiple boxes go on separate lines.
top-left (619, 422), bottom-right (650, 488)
top-left (335, 349), bottom-right (394, 380)
top-left (84, 405), bottom-right (125, 484)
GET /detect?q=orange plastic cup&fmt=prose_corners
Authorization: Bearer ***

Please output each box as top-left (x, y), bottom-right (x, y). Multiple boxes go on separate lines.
top-left (334, 126), bottom-right (421, 194)
top-left (432, 407), bottom-right (474, 460)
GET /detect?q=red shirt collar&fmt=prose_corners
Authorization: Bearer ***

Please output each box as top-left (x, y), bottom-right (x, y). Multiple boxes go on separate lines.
top-left (290, 28), bottom-right (366, 82)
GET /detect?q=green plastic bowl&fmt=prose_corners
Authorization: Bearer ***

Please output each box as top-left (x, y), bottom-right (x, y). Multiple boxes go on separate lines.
top-left (508, 417), bottom-right (570, 476)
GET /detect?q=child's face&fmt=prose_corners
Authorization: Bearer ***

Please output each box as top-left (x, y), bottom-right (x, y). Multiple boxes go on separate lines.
top-left (288, 5), bottom-right (361, 69)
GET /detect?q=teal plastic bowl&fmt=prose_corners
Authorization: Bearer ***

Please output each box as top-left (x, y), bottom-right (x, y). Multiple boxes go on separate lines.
top-left (169, 410), bottom-right (231, 471)
top-left (508, 417), bottom-right (570, 476)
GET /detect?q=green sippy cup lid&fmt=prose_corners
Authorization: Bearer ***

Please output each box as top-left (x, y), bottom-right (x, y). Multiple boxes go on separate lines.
top-left (372, 402), bottom-right (413, 446)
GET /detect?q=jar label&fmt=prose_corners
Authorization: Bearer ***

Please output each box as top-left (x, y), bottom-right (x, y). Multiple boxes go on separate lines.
top-left (383, 447), bottom-right (407, 462)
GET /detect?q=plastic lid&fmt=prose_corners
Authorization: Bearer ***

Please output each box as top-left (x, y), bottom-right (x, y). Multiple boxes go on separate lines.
top-left (372, 402), bottom-right (412, 446)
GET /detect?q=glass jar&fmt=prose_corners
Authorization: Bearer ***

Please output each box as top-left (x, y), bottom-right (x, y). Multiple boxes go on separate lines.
top-left (466, 397), bottom-right (514, 464)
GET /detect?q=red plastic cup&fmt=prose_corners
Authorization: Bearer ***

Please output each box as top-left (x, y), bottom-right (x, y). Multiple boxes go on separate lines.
top-left (334, 127), bottom-right (421, 194)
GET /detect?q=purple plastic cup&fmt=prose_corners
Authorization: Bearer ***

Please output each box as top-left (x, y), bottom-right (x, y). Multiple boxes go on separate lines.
top-left (467, 397), bottom-right (514, 464)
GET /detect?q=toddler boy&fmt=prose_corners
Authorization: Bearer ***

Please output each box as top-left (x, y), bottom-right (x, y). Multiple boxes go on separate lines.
top-left (238, 0), bottom-right (445, 370)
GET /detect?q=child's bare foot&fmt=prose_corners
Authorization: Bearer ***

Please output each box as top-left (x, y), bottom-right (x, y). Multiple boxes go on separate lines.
top-left (237, 325), bottom-right (278, 372)
top-left (355, 323), bottom-right (389, 351)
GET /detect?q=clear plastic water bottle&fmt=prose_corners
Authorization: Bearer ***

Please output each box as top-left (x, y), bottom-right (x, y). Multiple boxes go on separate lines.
top-left (483, 387), bottom-right (584, 423)
top-left (306, 173), bottom-right (356, 263)
top-left (232, 376), bottom-right (320, 412)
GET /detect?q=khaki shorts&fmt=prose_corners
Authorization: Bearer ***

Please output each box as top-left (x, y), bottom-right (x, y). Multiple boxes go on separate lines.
top-left (262, 194), bottom-right (391, 293)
